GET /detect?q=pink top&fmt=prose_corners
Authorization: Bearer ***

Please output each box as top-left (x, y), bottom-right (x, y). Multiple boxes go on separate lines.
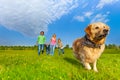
top-left (50, 37), bottom-right (56, 45)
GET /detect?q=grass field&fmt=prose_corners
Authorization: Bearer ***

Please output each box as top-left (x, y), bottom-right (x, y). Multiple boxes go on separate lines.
top-left (0, 48), bottom-right (120, 80)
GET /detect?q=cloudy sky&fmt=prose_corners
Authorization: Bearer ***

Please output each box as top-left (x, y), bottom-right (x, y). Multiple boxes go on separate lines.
top-left (0, 0), bottom-right (120, 46)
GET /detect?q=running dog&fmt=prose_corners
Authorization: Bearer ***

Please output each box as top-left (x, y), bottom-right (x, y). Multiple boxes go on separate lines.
top-left (72, 22), bottom-right (110, 72)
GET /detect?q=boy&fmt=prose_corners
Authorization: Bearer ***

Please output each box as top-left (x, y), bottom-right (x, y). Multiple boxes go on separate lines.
top-left (45, 43), bottom-right (50, 55)
top-left (57, 38), bottom-right (64, 55)
top-left (37, 31), bottom-right (46, 55)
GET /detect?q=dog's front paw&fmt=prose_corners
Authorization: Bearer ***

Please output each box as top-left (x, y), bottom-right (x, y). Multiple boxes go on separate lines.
top-left (93, 68), bottom-right (98, 72)
top-left (85, 64), bottom-right (91, 70)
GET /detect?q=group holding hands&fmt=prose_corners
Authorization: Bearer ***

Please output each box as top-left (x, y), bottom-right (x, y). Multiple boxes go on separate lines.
top-left (37, 31), bottom-right (64, 56)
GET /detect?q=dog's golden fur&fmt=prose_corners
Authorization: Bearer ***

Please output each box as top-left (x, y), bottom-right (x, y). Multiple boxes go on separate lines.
top-left (72, 22), bottom-right (110, 72)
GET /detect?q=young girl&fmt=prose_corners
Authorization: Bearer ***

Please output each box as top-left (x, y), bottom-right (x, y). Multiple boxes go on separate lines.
top-left (37, 31), bottom-right (46, 55)
top-left (50, 34), bottom-right (56, 56)
top-left (57, 38), bottom-right (64, 55)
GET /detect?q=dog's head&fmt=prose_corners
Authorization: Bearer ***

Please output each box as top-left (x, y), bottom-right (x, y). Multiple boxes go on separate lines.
top-left (85, 22), bottom-right (110, 44)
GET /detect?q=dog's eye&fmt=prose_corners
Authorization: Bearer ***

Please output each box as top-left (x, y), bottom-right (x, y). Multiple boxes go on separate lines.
top-left (95, 27), bottom-right (99, 29)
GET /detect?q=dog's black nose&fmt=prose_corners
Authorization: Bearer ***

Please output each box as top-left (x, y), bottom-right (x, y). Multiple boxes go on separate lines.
top-left (103, 29), bottom-right (108, 33)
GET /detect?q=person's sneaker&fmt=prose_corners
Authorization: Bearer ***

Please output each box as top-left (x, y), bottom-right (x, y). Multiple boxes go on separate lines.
top-left (42, 50), bottom-right (44, 54)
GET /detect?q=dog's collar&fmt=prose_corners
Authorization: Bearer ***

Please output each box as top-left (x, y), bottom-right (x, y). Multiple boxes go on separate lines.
top-left (83, 35), bottom-right (101, 48)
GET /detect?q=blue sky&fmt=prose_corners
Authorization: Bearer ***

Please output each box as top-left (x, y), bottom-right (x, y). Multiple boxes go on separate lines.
top-left (0, 0), bottom-right (120, 46)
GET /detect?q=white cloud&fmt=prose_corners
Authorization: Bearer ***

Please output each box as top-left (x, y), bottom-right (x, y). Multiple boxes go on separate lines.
top-left (96, 0), bottom-right (119, 9)
top-left (84, 11), bottom-right (93, 18)
top-left (74, 16), bottom-right (85, 22)
top-left (74, 11), bottom-right (93, 22)
top-left (0, 0), bottom-right (79, 37)
top-left (82, 3), bottom-right (88, 8)
top-left (90, 12), bottom-right (110, 23)
top-left (74, 0), bottom-right (117, 23)
top-left (74, 10), bottom-right (110, 23)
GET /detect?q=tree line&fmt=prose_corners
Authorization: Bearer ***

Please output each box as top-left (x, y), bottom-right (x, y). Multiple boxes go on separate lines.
top-left (0, 44), bottom-right (120, 50)
top-left (0, 44), bottom-right (70, 50)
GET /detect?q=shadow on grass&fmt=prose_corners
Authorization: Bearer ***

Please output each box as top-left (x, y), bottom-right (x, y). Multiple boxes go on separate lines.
top-left (63, 57), bottom-right (83, 69)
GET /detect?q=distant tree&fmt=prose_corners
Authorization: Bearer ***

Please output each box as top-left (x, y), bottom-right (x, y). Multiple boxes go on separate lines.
top-left (0, 46), bottom-right (5, 50)
top-left (105, 44), bottom-right (108, 49)
top-left (65, 44), bottom-right (69, 49)
top-left (33, 45), bottom-right (37, 50)
top-left (70, 47), bottom-right (73, 50)
top-left (106, 44), bottom-right (119, 49)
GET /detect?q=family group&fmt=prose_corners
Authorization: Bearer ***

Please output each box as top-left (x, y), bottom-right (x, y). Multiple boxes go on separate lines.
top-left (37, 31), bottom-right (64, 56)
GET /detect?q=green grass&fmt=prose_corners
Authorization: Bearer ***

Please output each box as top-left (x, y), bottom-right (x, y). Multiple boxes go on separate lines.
top-left (0, 49), bottom-right (120, 80)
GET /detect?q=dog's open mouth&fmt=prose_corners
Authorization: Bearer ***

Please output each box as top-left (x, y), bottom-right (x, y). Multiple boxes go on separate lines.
top-left (98, 33), bottom-right (108, 38)
top-left (94, 33), bottom-right (108, 40)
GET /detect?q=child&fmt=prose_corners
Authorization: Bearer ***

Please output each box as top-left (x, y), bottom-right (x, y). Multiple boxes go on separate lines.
top-left (57, 38), bottom-right (64, 55)
top-left (37, 31), bottom-right (46, 55)
top-left (50, 34), bottom-right (56, 56)
top-left (45, 42), bottom-right (50, 55)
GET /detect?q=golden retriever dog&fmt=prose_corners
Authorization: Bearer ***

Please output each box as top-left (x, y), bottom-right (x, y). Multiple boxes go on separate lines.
top-left (72, 22), bottom-right (110, 72)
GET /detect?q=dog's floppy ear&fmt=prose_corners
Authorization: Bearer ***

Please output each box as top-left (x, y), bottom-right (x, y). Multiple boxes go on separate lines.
top-left (85, 24), bottom-right (92, 36)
